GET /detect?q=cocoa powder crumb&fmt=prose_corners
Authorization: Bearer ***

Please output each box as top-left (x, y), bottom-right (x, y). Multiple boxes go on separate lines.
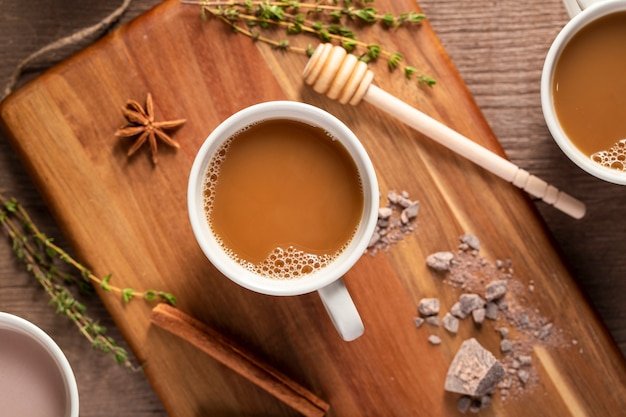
top-left (457, 395), bottom-right (472, 413)
top-left (367, 190), bottom-right (419, 255)
top-left (425, 316), bottom-right (440, 327)
top-left (442, 313), bottom-right (460, 334)
top-left (472, 308), bottom-right (486, 325)
top-left (428, 334), bottom-right (442, 345)
top-left (418, 298), bottom-right (440, 316)
top-left (426, 251), bottom-right (454, 272)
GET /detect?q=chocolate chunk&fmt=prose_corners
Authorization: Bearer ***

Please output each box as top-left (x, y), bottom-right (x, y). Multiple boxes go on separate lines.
top-left (471, 308), bottom-right (485, 325)
top-left (428, 334), bottom-right (442, 345)
top-left (485, 302), bottom-right (498, 320)
top-left (418, 298), bottom-right (440, 316)
top-left (442, 313), bottom-right (459, 334)
top-left (457, 396), bottom-right (472, 414)
top-left (378, 207), bottom-right (393, 219)
top-left (539, 323), bottom-right (554, 340)
top-left (425, 316), bottom-right (440, 327)
top-left (460, 233), bottom-right (480, 251)
top-left (426, 251), bottom-right (455, 272)
top-left (445, 338), bottom-right (505, 397)
top-left (413, 317), bottom-right (425, 328)
top-left (500, 339), bottom-right (514, 353)
top-left (400, 201), bottom-right (419, 224)
top-left (485, 280), bottom-right (508, 301)
top-left (451, 302), bottom-right (469, 319)
top-left (459, 293), bottom-right (485, 315)
top-left (517, 369), bottom-right (530, 385)
top-left (498, 327), bottom-right (509, 340)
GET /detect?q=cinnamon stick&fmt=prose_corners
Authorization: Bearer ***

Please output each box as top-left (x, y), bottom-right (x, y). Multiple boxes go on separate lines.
top-left (150, 303), bottom-right (329, 417)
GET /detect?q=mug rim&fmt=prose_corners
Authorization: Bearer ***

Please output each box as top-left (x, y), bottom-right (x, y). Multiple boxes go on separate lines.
top-left (541, 0), bottom-right (626, 185)
top-left (187, 101), bottom-right (379, 296)
top-left (0, 312), bottom-right (79, 417)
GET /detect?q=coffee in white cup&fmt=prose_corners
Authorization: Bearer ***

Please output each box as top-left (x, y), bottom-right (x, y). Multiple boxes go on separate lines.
top-left (188, 101), bottom-right (379, 341)
top-left (542, 0), bottom-right (626, 184)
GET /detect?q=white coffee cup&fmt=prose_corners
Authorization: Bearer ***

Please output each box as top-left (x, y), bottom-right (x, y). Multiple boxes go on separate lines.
top-left (0, 312), bottom-right (79, 417)
top-left (187, 101), bottom-right (379, 341)
top-left (541, 0), bottom-right (626, 184)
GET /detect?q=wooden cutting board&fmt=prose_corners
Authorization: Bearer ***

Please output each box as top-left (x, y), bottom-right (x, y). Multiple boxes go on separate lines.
top-left (1, 0), bottom-right (624, 415)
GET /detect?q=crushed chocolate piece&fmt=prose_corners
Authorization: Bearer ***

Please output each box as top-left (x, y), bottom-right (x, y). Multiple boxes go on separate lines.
top-left (367, 190), bottom-right (419, 255)
top-left (484, 302), bottom-right (498, 320)
top-left (467, 395), bottom-right (491, 413)
top-left (417, 232), bottom-right (570, 408)
top-left (450, 301), bottom-right (468, 319)
top-left (457, 395), bottom-right (472, 414)
top-left (498, 327), bottom-right (510, 340)
top-left (459, 294), bottom-right (485, 315)
top-left (500, 339), bottom-right (514, 353)
top-left (485, 280), bottom-right (508, 301)
top-left (517, 369), bottom-right (530, 385)
top-left (445, 338), bottom-right (505, 397)
top-left (401, 201), bottom-right (419, 224)
top-left (388, 190), bottom-right (413, 208)
top-left (425, 316), bottom-right (440, 327)
top-left (442, 313), bottom-right (460, 334)
top-left (538, 323), bottom-right (554, 340)
top-left (428, 335), bottom-right (442, 345)
top-left (378, 207), bottom-right (393, 219)
top-left (472, 308), bottom-right (485, 325)
top-left (460, 233), bottom-right (480, 251)
top-left (426, 251), bottom-right (455, 272)
top-left (418, 298), bottom-right (440, 316)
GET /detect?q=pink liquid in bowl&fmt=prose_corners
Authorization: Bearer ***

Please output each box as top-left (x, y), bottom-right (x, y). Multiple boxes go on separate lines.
top-left (0, 328), bottom-right (69, 417)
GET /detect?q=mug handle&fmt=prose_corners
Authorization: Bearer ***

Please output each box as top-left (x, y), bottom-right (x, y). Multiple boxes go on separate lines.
top-left (317, 278), bottom-right (364, 341)
top-left (561, 0), bottom-right (601, 18)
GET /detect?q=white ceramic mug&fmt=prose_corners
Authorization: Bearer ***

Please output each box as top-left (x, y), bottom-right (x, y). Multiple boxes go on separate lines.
top-left (541, 0), bottom-right (626, 184)
top-left (0, 312), bottom-right (79, 417)
top-left (187, 101), bottom-right (379, 341)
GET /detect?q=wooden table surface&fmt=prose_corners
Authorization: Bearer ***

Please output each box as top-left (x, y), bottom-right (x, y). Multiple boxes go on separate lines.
top-left (1, 1), bottom-right (624, 415)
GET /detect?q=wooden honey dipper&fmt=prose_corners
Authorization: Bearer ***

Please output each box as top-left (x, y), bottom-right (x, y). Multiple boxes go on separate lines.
top-left (303, 43), bottom-right (586, 219)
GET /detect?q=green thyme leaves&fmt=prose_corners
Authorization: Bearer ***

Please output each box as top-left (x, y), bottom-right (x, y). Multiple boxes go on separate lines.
top-left (0, 194), bottom-right (176, 371)
top-left (191, 0), bottom-right (436, 87)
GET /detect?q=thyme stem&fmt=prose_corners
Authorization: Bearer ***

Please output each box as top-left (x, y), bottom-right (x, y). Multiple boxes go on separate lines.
top-left (187, 0), bottom-right (436, 86)
top-left (0, 193), bottom-right (177, 370)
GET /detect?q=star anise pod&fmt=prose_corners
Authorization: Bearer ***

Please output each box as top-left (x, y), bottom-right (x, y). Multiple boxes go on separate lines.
top-left (115, 93), bottom-right (186, 164)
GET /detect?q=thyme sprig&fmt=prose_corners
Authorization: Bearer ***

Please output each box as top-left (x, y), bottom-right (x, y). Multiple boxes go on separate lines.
top-left (184, 0), bottom-right (436, 86)
top-left (0, 193), bottom-right (177, 371)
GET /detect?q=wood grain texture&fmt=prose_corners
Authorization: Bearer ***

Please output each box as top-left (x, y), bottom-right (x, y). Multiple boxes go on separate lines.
top-left (0, 0), bottom-right (625, 416)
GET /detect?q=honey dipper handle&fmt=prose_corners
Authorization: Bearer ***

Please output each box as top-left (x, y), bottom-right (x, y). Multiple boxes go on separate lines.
top-left (364, 85), bottom-right (586, 219)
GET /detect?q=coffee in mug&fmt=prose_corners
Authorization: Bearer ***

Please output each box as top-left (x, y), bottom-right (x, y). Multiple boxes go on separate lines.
top-left (188, 101), bottom-right (379, 341)
top-left (542, 0), bottom-right (626, 184)
top-left (551, 11), bottom-right (626, 168)
top-left (203, 118), bottom-right (364, 279)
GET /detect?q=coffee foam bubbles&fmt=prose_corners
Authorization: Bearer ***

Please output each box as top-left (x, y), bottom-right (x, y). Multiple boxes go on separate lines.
top-left (251, 246), bottom-right (336, 279)
top-left (591, 139), bottom-right (626, 171)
